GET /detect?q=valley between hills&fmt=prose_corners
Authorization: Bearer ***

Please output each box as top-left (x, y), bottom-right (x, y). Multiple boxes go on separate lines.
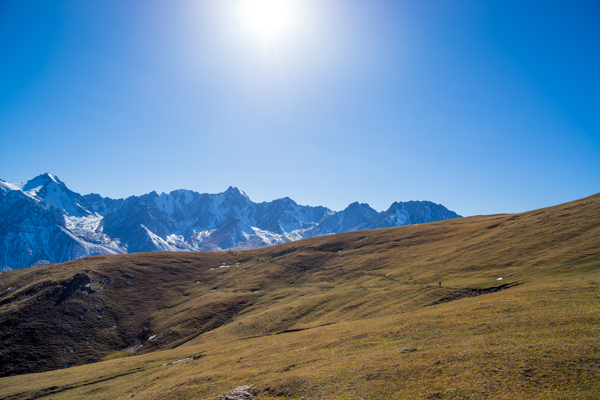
top-left (0, 192), bottom-right (599, 399)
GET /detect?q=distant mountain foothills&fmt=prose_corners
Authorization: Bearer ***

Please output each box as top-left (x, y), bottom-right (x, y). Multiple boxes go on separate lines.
top-left (0, 174), bottom-right (461, 270)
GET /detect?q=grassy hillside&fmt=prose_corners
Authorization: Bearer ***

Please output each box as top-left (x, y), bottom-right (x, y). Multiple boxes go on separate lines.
top-left (0, 193), bottom-right (599, 399)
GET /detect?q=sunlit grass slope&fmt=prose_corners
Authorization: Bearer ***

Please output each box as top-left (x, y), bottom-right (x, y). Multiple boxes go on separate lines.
top-left (0, 192), bottom-right (599, 399)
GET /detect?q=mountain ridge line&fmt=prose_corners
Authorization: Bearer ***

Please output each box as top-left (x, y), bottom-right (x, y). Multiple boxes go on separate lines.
top-left (0, 173), bottom-right (460, 270)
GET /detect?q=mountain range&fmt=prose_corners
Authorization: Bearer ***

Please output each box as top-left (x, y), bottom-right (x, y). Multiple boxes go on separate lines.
top-left (0, 173), bottom-right (461, 270)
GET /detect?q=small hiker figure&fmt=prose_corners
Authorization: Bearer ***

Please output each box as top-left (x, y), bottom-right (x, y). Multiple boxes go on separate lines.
top-left (478, 288), bottom-right (482, 295)
top-left (439, 281), bottom-right (442, 287)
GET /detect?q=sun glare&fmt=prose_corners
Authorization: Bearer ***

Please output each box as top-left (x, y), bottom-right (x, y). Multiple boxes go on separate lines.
top-left (239, 0), bottom-right (298, 42)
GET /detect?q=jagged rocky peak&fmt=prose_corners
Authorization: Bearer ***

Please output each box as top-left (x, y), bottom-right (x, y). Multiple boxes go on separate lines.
top-left (223, 186), bottom-right (250, 200)
top-left (383, 200), bottom-right (461, 225)
top-left (24, 172), bottom-right (62, 186)
top-left (390, 200), bottom-right (460, 216)
top-left (219, 187), bottom-right (253, 214)
top-left (84, 193), bottom-right (104, 202)
top-left (20, 173), bottom-right (62, 194)
top-left (15, 173), bottom-right (92, 217)
top-left (344, 201), bottom-right (378, 217)
top-left (278, 196), bottom-right (296, 204)
top-left (0, 173), bottom-right (60, 194)
top-left (267, 196), bottom-right (299, 211)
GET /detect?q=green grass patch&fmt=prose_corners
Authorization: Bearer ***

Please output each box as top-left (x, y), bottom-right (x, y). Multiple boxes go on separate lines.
top-left (101, 350), bottom-right (133, 361)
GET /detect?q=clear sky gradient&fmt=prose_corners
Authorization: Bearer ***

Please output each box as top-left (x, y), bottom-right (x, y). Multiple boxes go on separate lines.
top-left (1, 0), bottom-right (599, 216)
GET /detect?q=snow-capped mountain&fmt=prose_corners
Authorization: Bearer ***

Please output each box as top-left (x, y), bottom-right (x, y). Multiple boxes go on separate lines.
top-left (0, 174), bottom-right (122, 270)
top-left (0, 174), bottom-right (461, 270)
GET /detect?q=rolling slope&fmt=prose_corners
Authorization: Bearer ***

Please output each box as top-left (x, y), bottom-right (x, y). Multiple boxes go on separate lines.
top-left (0, 192), bottom-right (598, 399)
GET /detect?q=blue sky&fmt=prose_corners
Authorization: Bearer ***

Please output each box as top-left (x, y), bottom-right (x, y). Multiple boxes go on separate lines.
top-left (1, 0), bottom-right (598, 216)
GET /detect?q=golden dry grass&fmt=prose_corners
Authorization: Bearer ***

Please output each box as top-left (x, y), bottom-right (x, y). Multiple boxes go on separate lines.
top-left (0, 192), bottom-right (599, 399)
top-left (1, 274), bottom-right (598, 399)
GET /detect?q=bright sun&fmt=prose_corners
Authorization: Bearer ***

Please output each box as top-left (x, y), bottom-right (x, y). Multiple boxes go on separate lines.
top-left (239, 0), bottom-right (298, 42)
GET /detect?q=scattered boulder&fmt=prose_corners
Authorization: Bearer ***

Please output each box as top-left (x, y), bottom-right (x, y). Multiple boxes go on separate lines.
top-left (54, 273), bottom-right (95, 305)
top-left (220, 385), bottom-right (254, 400)
top-left (400, 347), bottom-right (418, 354)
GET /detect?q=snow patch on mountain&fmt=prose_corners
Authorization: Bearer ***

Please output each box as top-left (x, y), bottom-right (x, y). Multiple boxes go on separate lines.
top-left (392, 208), bottom-right (410, 225)
top-left (141, 225), bottom-right (181, 252)
top-left (64, 214), bottom-right (102, 233)
top-left (0, 179), bottom-right (25, 194)
top-left (152, 192), bottom-right (178, 215)
top-left (245, 227), bottom-right (280, 246)
top-left (64, 215), bottom-right (123, 253)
